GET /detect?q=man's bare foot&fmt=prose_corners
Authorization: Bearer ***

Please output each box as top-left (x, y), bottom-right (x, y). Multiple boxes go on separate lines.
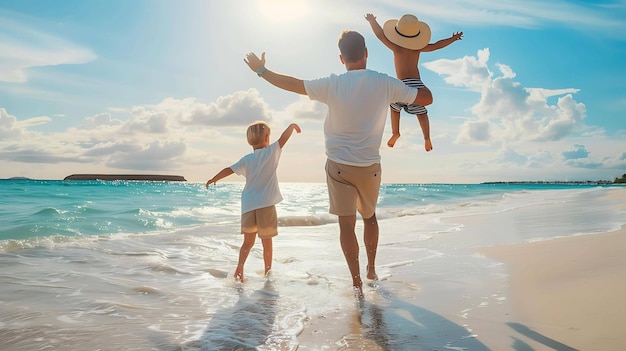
top-left (353, 285), bottom-right (364, 300)
top-left (387, 133), bottom-right (400, 147)
top-left (366, 266), bottom-right (378, 281)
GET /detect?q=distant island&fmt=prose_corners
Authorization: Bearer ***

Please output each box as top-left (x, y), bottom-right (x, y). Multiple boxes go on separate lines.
top-left (63, 174), bottom-right (187, 181)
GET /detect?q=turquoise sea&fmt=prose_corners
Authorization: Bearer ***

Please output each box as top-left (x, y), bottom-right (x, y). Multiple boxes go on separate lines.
top-left (3, 180), bottom-right (623, 243)
top-left (0, 180), bottom-right (624, 350)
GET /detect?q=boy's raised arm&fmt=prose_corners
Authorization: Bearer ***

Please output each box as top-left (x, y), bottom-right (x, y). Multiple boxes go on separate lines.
top-left (365, 13), bottom-right (398, 51)
top-left (244, 52), bottom-right (307, 95)
top-left (278, 123), bottom-right (301, 148)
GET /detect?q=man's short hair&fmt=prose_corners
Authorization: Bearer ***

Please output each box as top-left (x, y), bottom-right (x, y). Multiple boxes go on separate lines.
top-left (338, 30), bottom-right (366, 63)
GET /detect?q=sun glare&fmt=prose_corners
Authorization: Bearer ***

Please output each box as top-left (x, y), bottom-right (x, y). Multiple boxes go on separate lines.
top-left (258, 0), bottom-right (308, 21)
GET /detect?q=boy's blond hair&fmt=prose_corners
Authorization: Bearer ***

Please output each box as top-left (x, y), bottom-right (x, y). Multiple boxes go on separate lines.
top-left (246, 121), bottom-right (271, 146)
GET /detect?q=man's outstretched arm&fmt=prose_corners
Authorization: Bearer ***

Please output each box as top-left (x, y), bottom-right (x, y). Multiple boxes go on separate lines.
top-left (244, 52), bottom-right (306, 95)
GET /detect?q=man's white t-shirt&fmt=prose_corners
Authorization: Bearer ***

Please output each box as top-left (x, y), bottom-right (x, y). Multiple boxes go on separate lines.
top-left (304, 69), bottom-right (418, 167)
top-left (230, 141), bottom-right (283, 214)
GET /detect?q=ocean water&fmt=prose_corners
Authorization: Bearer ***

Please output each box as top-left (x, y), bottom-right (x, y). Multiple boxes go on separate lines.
top-left (0, 180), bottom-right (624, 350)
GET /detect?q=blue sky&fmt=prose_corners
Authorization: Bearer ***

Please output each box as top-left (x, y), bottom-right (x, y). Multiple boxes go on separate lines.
top-left (1, 0), bottom-right (625, 183)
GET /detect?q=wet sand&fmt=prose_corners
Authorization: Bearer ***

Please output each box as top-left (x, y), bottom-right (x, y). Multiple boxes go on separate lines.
top-left (297, 188), bottom-right (626, 350)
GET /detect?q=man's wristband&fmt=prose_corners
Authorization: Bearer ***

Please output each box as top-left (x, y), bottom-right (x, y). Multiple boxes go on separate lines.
top-left (256, 67), bottom-right (267, 77)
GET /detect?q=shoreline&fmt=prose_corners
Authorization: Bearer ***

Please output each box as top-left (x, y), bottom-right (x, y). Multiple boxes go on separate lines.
top-left (478, 187), bottom-right (626, 350)
top-left (297, 188), bottom-right (626, 350)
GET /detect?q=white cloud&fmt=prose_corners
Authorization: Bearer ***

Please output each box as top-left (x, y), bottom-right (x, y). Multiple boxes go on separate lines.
top-left (534, 94), bottom-right (586, 141)
top-left (495, 63), bottom-right (515, 79)
top-left (0, 88), bottom-right (280, 174)
top-left (0, 108), bottom-right (21, 138)
top-left (14, 115), bottom-right (52, 128)
top-left (122, 108), bottom-right (169, 134)
top-left (79, 113), bottom-right (123, 130)
top-left (423, 48), bottom-right (492, 92)
top-left (155, 89), bottom-right (273, 126)
top-left (455, 119), bottom-right (492, 144)
top-left (0, 14), bottom-right (97, 83)
top-left (428, 49), bottom-right (588, 145)
top-left (282, 96), bottom-right (327, 121)
top-left (528, 88), bottom-right (580, 100)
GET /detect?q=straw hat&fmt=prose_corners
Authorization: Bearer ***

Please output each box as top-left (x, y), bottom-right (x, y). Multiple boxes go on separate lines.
top-left (383, 14), bottom-right (431, 50)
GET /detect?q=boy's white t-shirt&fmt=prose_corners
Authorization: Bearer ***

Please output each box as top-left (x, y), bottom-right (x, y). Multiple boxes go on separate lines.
top-left (304, 69), bottom-right (417, 167)
top-left (230, 141), bottom-right (283, 214)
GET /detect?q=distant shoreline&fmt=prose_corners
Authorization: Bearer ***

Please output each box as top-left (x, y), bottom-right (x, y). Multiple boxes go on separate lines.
top-left (481, 180), bottom-right (614, 185)
top-left (2, 177), bottom-right (621, 184)
top-left (62, 174), bottom-right (187, 181)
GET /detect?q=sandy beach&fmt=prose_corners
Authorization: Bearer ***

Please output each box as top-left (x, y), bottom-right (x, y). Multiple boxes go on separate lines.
top-left (479, 227), bottom-right (626, 349)
top-left (298, 187), bottom-right (626, 350)
top-left (478, 188), bottom-right (626, 351)
top-left (2, 183), bottom-right (623, 350)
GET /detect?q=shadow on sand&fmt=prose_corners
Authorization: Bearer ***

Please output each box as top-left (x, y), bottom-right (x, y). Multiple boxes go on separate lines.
top-left (168, 280), bottom-right (279, 351)
top-left (193, 280), bottom-right (277, 350)
top-left (508, 322), bottom-right (580, 351)
top-left (333, 287), bottom-right (582, 351)
top-left (336, 285), bottom-right (491, 351)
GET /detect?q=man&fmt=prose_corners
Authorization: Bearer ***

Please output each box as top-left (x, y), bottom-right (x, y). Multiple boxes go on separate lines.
top-left (244, 30), bottom-right (433, 297)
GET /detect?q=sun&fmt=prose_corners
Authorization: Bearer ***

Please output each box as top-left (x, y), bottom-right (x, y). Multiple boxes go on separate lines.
top-left (258, 0), bottom-right (308, 22)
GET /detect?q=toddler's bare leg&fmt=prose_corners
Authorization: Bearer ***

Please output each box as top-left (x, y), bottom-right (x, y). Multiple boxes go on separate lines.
top-left (234, 233), bottom-right (256, 282)
top-left (261, 238), bottom-right (273, 276)
top-left (387, 108), bottom-right (401, 147)
top-left (417, 113), bottom-right (432, 152)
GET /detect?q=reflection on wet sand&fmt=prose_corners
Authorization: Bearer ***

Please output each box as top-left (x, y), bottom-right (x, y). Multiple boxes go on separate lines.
top-left (183, 280), bottom-right (279, 350)
top-left (337, 285), bottom-right (490, 351)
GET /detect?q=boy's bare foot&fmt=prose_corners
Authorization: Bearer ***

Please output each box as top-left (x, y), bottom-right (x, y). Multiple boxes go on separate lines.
top-left (387, 133), bottom-right (400, 147)
top-left (234, 268), bottom-right (244, 283)
top-left (424, 138), bottom-right (433, 152)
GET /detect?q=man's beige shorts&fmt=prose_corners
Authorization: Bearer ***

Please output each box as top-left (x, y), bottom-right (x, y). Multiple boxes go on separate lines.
top-left (241, 205), bottom-right (278, 239)
top-left (325, 159), bottom-right (381, 218)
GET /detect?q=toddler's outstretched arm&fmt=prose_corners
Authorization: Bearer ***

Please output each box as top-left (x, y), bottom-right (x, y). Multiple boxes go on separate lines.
top-left (205, 167), bottom-right (234, 189)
